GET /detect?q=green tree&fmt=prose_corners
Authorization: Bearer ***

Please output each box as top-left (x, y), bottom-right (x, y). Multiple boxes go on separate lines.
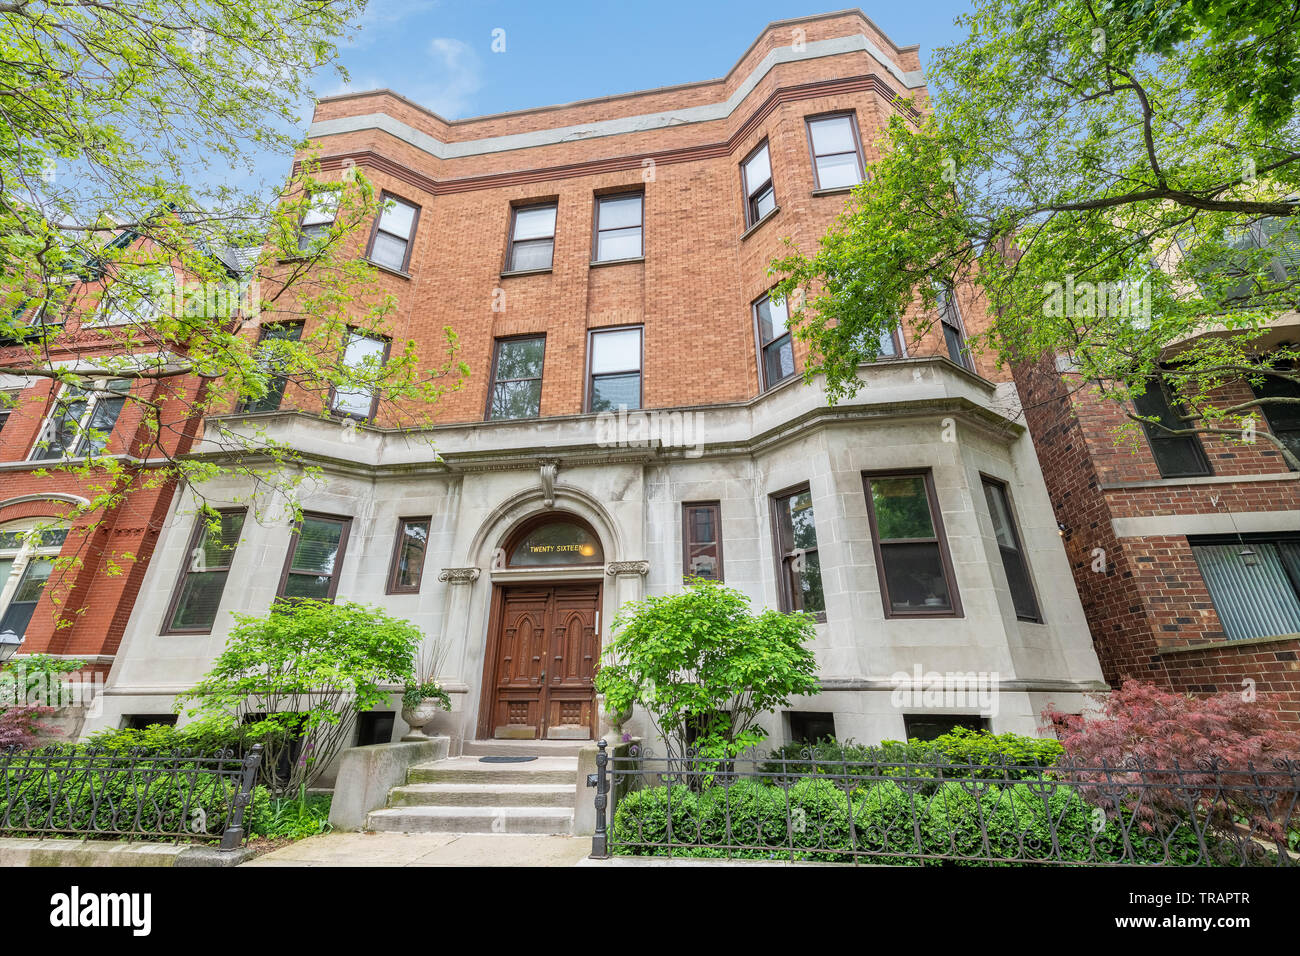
top-left (595, 580), bottom-right (819, 759)
top-left (773, 0), bottom-right (1300, 467)
top-left (177, 599), bottom-right (421, 795)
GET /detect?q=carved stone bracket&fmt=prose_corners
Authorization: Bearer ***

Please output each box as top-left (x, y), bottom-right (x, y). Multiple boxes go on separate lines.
top-left (539, 458), bottom-right (559, 508)
top-left (605, 561), bottom-right (649, 577)
top-left (437, 567), bottom-right (482, 584)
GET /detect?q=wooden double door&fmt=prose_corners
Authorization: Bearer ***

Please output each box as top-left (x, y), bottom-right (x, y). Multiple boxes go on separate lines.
top-left (480, 583), bottom-right (601, 740)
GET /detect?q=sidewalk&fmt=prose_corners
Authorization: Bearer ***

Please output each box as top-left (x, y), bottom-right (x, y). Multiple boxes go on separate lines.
top-left (242, 831), bottom-right (593, 867)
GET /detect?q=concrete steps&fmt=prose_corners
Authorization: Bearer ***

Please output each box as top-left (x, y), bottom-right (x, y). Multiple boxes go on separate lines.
top-left (366, 754), bottom-right (580, 835)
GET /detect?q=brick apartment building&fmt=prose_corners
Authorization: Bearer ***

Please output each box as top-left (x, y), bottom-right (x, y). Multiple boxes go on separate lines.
top-left (4, 10), bottom-right (1109, 752)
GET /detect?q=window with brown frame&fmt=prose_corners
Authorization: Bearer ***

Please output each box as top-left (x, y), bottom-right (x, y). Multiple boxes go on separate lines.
top-left (487, 334), bottom-right (545, 420)
top-left (980, 476), bottom-right (1041, 622)
top-left (277, 513), bottom-right (351, 602)
top-left (863, 471), bottom-right (961, 617)
top-left (330, 330), bottom-right (388, 421)
top-left (682, 501), bottom-right (723, 582)
top-left (755, 291), bottom-right (795, 390)
top-left (507, 202), bottom-right (557, 272)
top-left (240, 322), bottom-right (303, 414)
top-left (593, 192), bottom-right (643, 262)
top-left (936, 283), bottom-right (973, 371)
top-left (587, 326), bottom-right (642, 412)
top-left (387, 516), bottom-right (431, 594)
top-left (772, 485), bottom-right (824, 617)
top-left (163, 509), bottom-right (247, 633)
top-left (297, 190), bottom-right (339, 254)
top-left (806, 113), bottom-right (864, 190)
top-left (366, 193), bottom-right (420, 273)
top-left (741, 140), bottom-right (776, 227)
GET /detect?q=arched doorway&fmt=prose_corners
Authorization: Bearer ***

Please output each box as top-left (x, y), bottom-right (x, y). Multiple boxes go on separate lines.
top-left (477, 514), bottom-right (605, 740)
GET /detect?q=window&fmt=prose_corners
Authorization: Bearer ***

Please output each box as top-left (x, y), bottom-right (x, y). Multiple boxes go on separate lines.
top-left (903, 714), bottom-right (989, 741)
top-left (787, 711), bottom-right (836, 744)
top-left (163, 510), bottom-right (246, 633)
top-left (682, 502), bottom-right (723, 582)
top-left (278, 514), bottom-right (351, 602)
top-left (772, 486), bottom-right (824, 617)
top-left (864, 471), bottom-right (961, 617)
top-left (330, 330), bottom-right (387, 421)
top-left (297, 191), bottom-right (339, 254)
top-left (755, 292), bottom-right (795, 389)
top-left (93, 266), bottom-right (171, 327)
top-left (981, 477), bottom-right (1041, 622)
top-left (28, 379), bottom-right (130, 460)
top-left (806, 113), bottom-right (864, 190)
top-left (507, 203), bottom-right (557, 273)
top-left (487, 335), bottom-right (545, 420)
top-left (587, 326), bottom-right (642, 412)
top-left (506, 516), bottom-right (603, 567)
top-left (241, 322), bottom-right (302, 413)
top-left (1132, 377), bottom-right (1212, 478)
top-left (1188, 211), bottom-right (1300, 307)
top-left (1191, 534), bottom-right (1300, 642)
top-left (594, 193), bottom-right (644, 262)
top-left (0, 389), bottom-right (17, 434)
top-left (741, 140), bottom-right (776, 227)
top-left (366, 193), bottom-right (420, 273)
top-left (0, 524), bottom-right (67, 641)
top-left (121, 714), bottom-right (178, 730)
top-left (1250, 373), bottom-right (1300, 469)
top-left (387, 517), bottom-right (430, 594)
top-left (936, 284), bottom-right (972, 371)
top-left (356, 711), bottom-right (395, 746)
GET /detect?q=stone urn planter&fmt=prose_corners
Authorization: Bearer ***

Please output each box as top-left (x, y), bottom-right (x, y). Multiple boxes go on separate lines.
top-left (401, 699), bottom-right (444, 741)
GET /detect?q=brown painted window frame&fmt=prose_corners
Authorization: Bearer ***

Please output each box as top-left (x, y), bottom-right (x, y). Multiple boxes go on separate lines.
top-left (294, 188), bottom-right (341, 256)
top-left (585, 323), bottom-right (644, 413)
top-left (485, 332), bottom-right (547, 421)
top-left (505, 199), bottom-right (558, 274)
top-left (160, 507), bottom-right (248, 635)
top-left (682, 500), bottom-right (724, 583)
top-left (862, 468), bottom-right (964, 619)
top-left (503, 512), bottom-right (604, 568)
top-left (386, 515), bottom-right (432, 595)
top-left (936, 283), bottom-right (974, 371)
top-left (276, 512), bottom-right (353, 603)
top-left (770, 482), bottom-right (826, 621)
top-left (364, 190), bottom-right (421, 274)
top-left (804, 110), bottom-right (865, 191)
top-left (592, 190), bottom-right (645, 263)
top-left (328, 328), bottom-right (391, 423)
top-left (239, 320), bottom-right (304, 414)
top-left (754, 290), bottom-right (796, 391)
top-left (740, 138), bottom-right (776, 228)
top-left (1133, 374), bottom-right (1213, 479)
top-left (979, 473), bottom-right (1043, 623)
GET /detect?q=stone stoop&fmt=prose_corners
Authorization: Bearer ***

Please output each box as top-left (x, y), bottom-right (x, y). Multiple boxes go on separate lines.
top-left (365, 755), bottom-right (579, 835)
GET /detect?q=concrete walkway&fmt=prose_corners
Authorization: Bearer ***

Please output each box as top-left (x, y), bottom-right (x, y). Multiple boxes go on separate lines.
top-left (242, 831), bottom-right (593, 867)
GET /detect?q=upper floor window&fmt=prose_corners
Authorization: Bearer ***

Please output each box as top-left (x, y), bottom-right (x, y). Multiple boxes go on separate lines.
top-left (755, 292), bottom-right (795, 389)
top-left (488, 335), bottom-right (545, 420)
top-left (936, 284), bottom-right (973, 371)
top-left (0, 389), bottom-right (17, 435)
top-left (1132, 376), bottom-right (1212, 478)
top-left (594, 193), bottom-right (644, 262)
top-left (1250, 371), bottom-right (1300, 469)
top-left (163, 509), bottom-right (246, 634)
top-left (864, 471), bottom-right (961, 617)
top-left (741, 141), bottom-right (776, 227)
top-left (981, 477), bottom-right (1041, 622)
top-left (330, 331), bottom-right (387, 421)
top-left (806, 113), bottom-right (864, 190)
top-left (241, 322), bottom-right (303, 414)
top-left (278, 513), bottom-right (351, 602)
top-left (298, 191), bottom-right (339, 254)
top-left (1191, 533), bottom-right (1300, 642)
top-left (28, 379), bottom-right (130, 461)
top-left (0, 523), bottom-right (67, 642)
top-left (588, 326), bottom-right (642, 412)
top-left (772, 486), bottom-right (824, 617)
top-left (93, 266), bottom-right (171, 327)
top-left (387, 516), bottom-right (431, 594)
top-left (367, 193), bottom-right (420, 273)
top-left (683, 501), bottom-right (723, 582)
top-left (507, 203), bottom-right (557, 273)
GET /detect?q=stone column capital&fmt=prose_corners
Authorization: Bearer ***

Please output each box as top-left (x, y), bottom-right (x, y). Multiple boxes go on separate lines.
top-left (605, 560), bottom-right (649, 577)
top-left (437, 567), bottom-right (481, 584)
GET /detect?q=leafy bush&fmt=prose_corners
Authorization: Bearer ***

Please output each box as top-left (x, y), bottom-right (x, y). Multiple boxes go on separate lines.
top-left (244, 788), bottom-right (332, 841)
top-left (0, 705), bottom-right (57, 748)
top-left (611, 785), bottom-right (700, 851)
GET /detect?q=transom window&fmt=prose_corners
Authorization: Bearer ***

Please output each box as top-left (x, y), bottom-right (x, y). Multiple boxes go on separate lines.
top-left (741, 141), bottom-right (776, 227)
top-left (29, 379), bottom-right (130, 461)
top-left (278, 513), bottom-right (351, 602)
top-left (488, 335), bottom-right (546, 420)
top-left (864, 471), bottom-right (961, 617)
top-left (507, 203), bottom-right (557, 273)
top-left (330, 330), bottom-right (387, 421)
top-left (506, 516), bottom-right (603, 567)
top-left (0, 523), bottom-right (67, 642)
top-left (588, 327), bottom-right (642, 412)
top-left (367, 193), bottom-right (420, 273)
top-left (807, 114), bottom-right (864, 190)
top-left (755, 292), bottom-right (795, 389)
top-left (594, 193), bottom-right (644, 262)
top-left (772, 486), bottom-right (824, 617)
top-left (163, 510), bottom-right (246, 633)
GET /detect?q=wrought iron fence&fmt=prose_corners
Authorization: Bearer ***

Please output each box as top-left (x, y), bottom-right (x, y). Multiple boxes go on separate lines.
top-left (0, 744), bottom-right (263, 847)
top-left (589, 741), bottom-right (1300, 866)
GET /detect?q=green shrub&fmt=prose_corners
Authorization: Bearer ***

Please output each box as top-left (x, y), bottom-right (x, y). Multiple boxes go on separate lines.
top-left (849, 781), bottom-right (925, 865)
top-left (610, 785), bottom-right (701, 854)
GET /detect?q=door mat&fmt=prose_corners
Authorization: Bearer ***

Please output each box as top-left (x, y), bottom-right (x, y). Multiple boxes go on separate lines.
top-left (479, 756), bottom-right (538, 763)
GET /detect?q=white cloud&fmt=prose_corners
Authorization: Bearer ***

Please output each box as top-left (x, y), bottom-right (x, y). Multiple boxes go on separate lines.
top-left (421, 37), bottom-right (483, 118)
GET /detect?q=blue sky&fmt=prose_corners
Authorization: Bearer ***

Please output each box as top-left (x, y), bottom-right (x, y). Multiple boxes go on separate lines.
top-left (325, 1), bottom-right (975, 121)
